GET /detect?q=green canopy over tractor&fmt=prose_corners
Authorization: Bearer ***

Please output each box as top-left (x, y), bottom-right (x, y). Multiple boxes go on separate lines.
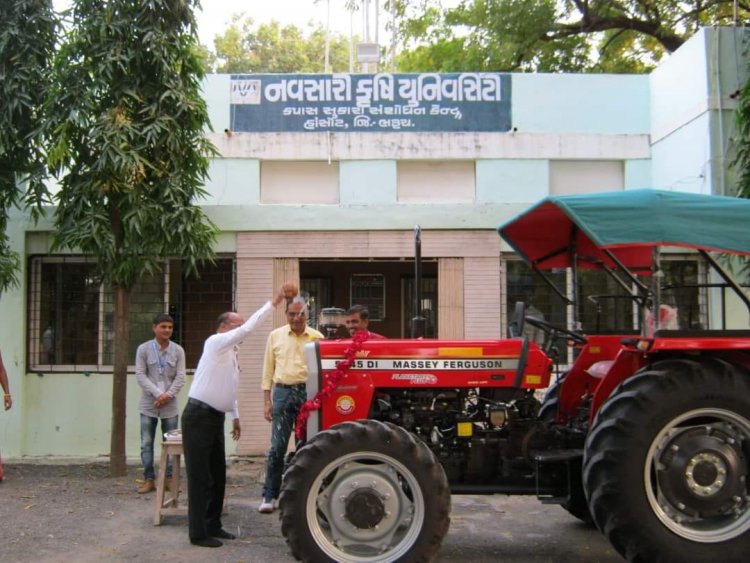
top-left (497, 189), bottom-right (750, 272)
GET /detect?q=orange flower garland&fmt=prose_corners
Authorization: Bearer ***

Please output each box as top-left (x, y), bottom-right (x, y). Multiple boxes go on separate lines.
top-left (295, 330), bottom-right (370, 442)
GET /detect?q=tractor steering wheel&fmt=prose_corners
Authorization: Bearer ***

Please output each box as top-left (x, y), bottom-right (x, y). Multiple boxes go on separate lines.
top-left (524, 315), bottom-right (588, 346)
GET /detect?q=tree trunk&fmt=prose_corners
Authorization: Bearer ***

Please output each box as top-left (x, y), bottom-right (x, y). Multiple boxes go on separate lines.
top-left (109, 283), bottom-right (132, 477)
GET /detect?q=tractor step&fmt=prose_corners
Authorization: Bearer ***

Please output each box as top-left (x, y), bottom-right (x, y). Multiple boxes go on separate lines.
top-left (532, 449), bottom-right (583, 463)
top-left (539, 495), bottom-right (569, 505)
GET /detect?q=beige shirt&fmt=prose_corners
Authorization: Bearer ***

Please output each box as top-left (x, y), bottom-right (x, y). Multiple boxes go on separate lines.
top-left (261, 324), bottom-right (324, 391)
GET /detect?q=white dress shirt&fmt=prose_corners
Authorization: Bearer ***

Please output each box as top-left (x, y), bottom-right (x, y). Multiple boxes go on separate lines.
top-left (188, 301), bottom-right (273, 416)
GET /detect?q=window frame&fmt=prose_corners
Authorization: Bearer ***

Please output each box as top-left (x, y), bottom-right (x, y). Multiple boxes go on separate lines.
top-left (28, 256), bottom-right (102, 372)
top-left (503, 253), bottom-right (707, 365)
top-left (27, 255), bottom-right (236, 373)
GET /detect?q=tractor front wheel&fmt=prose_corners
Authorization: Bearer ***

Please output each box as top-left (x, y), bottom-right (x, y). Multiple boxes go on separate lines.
top-left (280, 419), bottom-right (451, 563)
top-left (583, 358), bottom-right (750, 563)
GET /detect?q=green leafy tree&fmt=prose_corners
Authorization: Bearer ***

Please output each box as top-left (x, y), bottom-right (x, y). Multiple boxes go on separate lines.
top-left (396, 0), bottom-right (750, 72)
top-left (735, 62), bottom-right (750, 199)
top-left (195, 42), bottom-right (217, 74)
top-left (47, 0), bottom-right (217, 476)
top-left (0, 0), bottom-right (56, 291)
top-left (211, 14), bottom-right (354, 73)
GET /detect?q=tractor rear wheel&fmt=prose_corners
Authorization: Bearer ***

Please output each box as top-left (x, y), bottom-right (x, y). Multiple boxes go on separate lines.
top-left (280, 419), bottom-right (451, 563)
top-left (583, 357), bottom-right (750, 563)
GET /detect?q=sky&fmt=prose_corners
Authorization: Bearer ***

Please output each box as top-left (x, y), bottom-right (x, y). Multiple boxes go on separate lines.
top-left (54, 1), bottom-right (382, 47)
top-left (195, 0), bottom-right (351, 46)
top-left (54, 1), bottom-right (464, 49)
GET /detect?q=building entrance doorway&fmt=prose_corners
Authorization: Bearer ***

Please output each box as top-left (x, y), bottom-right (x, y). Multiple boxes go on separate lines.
top-left (300, 259), bottom-right (438, 338)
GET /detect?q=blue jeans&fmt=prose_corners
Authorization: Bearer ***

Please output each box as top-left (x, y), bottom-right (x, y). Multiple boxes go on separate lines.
top-left (140, 414), bottom-right (178, 480)
top-left (262, 385), bottom-right (306, 501)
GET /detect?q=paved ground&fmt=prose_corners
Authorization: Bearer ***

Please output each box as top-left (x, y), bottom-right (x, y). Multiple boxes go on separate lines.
top-left (0, 458), bottom-right (623, 562)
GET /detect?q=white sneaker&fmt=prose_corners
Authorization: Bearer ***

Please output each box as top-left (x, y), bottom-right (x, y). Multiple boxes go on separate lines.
top-left (258, 498), bottom-right (274, 513)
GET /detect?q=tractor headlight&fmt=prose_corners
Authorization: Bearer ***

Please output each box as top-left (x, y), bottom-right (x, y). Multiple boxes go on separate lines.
top-left (489, 406), bottom-right (508, 428)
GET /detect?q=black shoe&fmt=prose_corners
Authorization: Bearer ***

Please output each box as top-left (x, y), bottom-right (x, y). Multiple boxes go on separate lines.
top-left (190, 537), bottom-right (222, 548)
top-left (212, 528), bottom-right (237, 540)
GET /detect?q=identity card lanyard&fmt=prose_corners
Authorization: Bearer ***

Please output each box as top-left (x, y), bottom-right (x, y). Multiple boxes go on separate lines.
top-left (152, 340), bottom-right (168, 391)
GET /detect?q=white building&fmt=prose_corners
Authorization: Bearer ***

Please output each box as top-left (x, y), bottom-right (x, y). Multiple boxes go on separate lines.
top-left (1, 27), bottom-right (746, 460)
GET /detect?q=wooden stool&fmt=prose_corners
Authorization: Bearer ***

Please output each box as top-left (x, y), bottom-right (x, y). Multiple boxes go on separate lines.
top-left (153, 439), bottom-right (187, 525)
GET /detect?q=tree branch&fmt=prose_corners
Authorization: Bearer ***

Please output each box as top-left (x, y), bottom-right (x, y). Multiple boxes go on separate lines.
top-left (599, 27), bottom-right (628, 56)
top-left (549, 0), bottom-right (748, 53)
top-left (550, 14), bottom-right (685, 52)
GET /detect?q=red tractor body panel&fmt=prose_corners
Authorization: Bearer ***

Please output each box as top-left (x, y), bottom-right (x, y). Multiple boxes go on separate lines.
top-left (316, 338), bottom-right (553, 429)
top-left (556, 332), bottom-right (750, 424)
top-left (555, 334), bottom-right (629, 422)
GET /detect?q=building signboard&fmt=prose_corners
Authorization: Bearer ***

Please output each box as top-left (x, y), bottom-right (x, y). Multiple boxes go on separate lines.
top-left (229, 73), bottom-right (511, 132)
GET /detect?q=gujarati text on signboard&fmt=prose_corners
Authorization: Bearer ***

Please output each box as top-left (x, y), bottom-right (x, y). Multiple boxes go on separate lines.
top-left (229, 73), bottom-right (511, 133)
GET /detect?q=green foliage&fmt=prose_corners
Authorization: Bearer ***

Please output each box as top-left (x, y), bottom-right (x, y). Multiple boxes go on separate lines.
top-left (395, 0), bottom-right (750, 73)
top-left (0, 0), bottom-right (56, 291)
top-left (589, 31), bottom-right (665, 74)
top-left (211, 14), bottom-right (354, 73)
top-left (0, 250), bottom-right (21, 292)
top-left (194, 42), bottom-right (217, 74)
top-left (48, 0), bottom-right (218, 290)
top-left (47, 0), bottom-right (219, 477)
top-left (398, 0), bottom-right (591, 72)
top-left (734, 45), bottom-right (750, 201)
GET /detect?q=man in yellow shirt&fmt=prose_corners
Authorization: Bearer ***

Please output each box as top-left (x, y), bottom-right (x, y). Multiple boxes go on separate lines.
top-left (258, 296), bottom-right (324, 513)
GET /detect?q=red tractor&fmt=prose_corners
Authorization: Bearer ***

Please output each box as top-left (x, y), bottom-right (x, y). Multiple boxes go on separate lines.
top-left (279, 190), bottom-right (750, 562)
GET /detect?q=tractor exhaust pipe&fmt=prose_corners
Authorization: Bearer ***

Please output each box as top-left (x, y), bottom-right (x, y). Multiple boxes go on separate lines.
top-left (411, 225), bottom-right (426, 338)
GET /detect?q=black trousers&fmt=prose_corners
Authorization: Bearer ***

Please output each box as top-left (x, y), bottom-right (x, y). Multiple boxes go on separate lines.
top-left (181, 401), bottom-right (226, 541)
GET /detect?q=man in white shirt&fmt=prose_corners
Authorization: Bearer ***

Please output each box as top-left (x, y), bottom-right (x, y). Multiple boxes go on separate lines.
top-left (182, 284), bottom-right (289, 548)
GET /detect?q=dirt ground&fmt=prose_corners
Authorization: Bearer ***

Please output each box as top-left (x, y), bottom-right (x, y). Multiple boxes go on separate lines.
top-left (0, 458), bottom-right (295, 563)
top-left (0, 458), bottom-right (623, 563)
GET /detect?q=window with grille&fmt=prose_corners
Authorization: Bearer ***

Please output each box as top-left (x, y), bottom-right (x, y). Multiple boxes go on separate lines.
top-left (27, 256), bottom-right (235, 372)
top-left (402, 275), bottom-right (438, 338)
top-left (505, 255), bottom-right (706, 355)
top-left (505, 261), bottom-right (567, 349)
top-left (350, 274), bottom-right (386, 321)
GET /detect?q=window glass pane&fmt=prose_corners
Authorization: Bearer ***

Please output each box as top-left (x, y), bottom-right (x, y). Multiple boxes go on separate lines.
top-left (650, 259), bottom-right (705, 330)
top-left (101, 271), bottom-right (165, 365)
top-left (29, 256), bottom-right (235, 372)
top-left (350, 274), bottom-right (385, 321)
top-left (505, 261), bottom-right (566, 345)
top-left (36, 260), bottom-right (99, 367)
top-left (505, 256), bottom-right (703, 342)
top-left (578, 270), bottom-right (638, 334)
top-left (175, 258), bottom-right (235, 368)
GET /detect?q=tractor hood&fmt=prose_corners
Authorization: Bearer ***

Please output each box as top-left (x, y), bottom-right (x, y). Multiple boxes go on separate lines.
top-left (497, 189), bottom-right (750, 272)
